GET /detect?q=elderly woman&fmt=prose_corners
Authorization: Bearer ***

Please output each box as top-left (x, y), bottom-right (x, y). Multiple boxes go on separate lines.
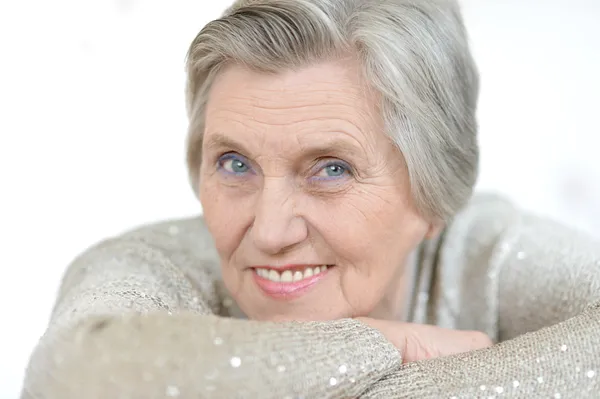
top-left (22, 0), bottom-right (600, 398)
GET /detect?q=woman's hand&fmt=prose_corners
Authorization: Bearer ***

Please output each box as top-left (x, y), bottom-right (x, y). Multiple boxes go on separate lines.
top-left (357, 317), bottom-right (493, 363)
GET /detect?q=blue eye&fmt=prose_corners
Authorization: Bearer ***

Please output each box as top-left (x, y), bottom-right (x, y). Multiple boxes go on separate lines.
top-left (218, 154), bottom-right (251, 175)
top-left (315, 161), bottom-right (351, 179)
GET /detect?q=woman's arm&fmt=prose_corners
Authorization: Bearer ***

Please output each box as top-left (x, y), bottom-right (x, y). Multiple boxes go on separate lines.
top-left (362, 201), bottom-right (600, 398)
top-left (362, 303), bottom-right (600, 398)
top-left (21, 218), bottom-right (400, 399)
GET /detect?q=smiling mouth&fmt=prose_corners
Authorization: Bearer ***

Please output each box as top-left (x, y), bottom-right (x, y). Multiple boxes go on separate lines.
top-left (255, 265), bottom-right (332, 283)
top-left (252, 265), bottom-right (334, 299)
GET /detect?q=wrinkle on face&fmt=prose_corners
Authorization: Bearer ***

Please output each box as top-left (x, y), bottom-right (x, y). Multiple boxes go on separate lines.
top-left (199, 59), bottom-right (433, 321)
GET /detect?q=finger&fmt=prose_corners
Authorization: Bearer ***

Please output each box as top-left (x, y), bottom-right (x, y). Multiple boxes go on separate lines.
top-left (402, 324), bottom-right (492, 363)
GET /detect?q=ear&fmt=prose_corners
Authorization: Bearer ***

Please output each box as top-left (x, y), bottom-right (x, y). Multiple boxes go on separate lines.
top-left (425, 221), bottom-right (445, 239)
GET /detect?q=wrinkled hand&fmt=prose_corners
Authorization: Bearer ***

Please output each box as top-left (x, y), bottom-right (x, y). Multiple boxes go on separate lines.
top-left (357, 317), bottom-right (493, 363)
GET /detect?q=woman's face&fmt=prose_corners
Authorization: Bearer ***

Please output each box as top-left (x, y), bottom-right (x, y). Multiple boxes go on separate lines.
top-left (199, 60), bottom-right (436, 321)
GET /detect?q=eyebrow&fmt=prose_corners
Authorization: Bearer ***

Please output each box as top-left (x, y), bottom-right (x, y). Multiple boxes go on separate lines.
top-left (203, 132), bottom-right (251, 156)
top-left (297, 137), bottom-right (366, 161)
top-left (203, 132), bottom-right (367, 162)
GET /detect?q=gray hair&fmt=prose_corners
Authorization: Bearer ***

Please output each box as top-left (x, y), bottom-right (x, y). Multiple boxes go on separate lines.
top-left (185, 0), bottom-right (479, 221)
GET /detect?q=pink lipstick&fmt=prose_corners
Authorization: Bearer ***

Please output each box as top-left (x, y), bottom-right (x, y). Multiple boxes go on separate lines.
top-left (252, 265), bottom-right (332, 299)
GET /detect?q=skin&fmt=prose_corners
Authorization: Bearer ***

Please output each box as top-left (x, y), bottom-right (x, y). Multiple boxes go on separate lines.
top-left (198, 59), bottom-right (492, 358)
top-left (200, 58), bottom-right (438, 322)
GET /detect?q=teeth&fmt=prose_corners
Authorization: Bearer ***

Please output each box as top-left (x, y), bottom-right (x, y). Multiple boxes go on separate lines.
top-left (293, 271), bottom-right (304, 282)
top-left (280, 270), bottom-right (293, 283)
top-left (268, 269), bottom-right (280, 282)
top-left (257, 265), bottom-right (330, 283)
top-left (257, 269), bottom-right (268, 278)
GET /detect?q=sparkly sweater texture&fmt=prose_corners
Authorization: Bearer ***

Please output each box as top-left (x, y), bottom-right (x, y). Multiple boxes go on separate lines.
top-left (21, 194), bottom-right (600, 398)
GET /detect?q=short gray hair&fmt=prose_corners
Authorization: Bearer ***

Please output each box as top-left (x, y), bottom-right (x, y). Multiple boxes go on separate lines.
top-left (185, 0), bottom-right (479, 221)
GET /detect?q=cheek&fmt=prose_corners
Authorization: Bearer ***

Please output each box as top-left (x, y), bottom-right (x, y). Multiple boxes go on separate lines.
top-left (199, 180), bottom-right (221, 235)
top-left (320, 188), bottom-right (417, 247)
top-left (199, 180), bottom-right (250, 259)
top-left (314, 188), bottom-right (427, 273)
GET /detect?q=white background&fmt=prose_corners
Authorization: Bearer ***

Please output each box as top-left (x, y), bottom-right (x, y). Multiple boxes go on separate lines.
top-left (1, 1), bottom-right (599, 397)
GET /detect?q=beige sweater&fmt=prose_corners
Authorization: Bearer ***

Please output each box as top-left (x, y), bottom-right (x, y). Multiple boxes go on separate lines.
top-left (21, 194), bottom-right (600, 398)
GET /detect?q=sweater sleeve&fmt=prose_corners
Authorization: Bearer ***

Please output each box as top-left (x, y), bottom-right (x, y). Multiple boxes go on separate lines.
top-left (361, 202), bottom-right (600, 398)
top-left (20, 217), bottom-right (400, 399)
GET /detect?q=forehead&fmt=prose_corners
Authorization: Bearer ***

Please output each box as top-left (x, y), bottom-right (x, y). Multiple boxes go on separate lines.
top-left (205, 60), bottom-right (380, 133)
top-left (210, 59), bottom-right (368, 102)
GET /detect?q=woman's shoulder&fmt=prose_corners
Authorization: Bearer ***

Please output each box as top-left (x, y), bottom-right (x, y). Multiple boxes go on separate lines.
top-left (115, 214), bottom-right (220, 268)
top-left (456, 192), bottom-right (517, 222)
top-left (120, 214), bottom-right (212, 240)
top-left (446, 192), bottom-right (518, 245)
top-left (452, 192), bottom-right (597, 243)
top-left (444, 191), bottom-right (599, 284)
top-left (118, 214), bottom-right (209, 239)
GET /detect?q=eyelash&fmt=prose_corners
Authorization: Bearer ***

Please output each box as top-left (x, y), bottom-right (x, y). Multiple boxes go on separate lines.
top-left (215, 152), bottom-right (354, 181)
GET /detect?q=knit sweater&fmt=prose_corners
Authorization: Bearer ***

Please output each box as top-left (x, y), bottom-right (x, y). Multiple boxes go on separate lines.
top-left (20, 194), bottom-right (600, 398)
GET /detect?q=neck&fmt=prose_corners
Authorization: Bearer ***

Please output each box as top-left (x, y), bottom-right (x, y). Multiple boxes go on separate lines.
top-left (368, 249), bottom-right (418, 321)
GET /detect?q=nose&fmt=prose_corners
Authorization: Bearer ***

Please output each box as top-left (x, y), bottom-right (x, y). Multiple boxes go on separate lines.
top-left (251, 179), bottom-right (308, 255)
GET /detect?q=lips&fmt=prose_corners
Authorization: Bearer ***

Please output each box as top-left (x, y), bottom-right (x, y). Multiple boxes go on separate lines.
top-left (252, 265), bottom-right (333, 299)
